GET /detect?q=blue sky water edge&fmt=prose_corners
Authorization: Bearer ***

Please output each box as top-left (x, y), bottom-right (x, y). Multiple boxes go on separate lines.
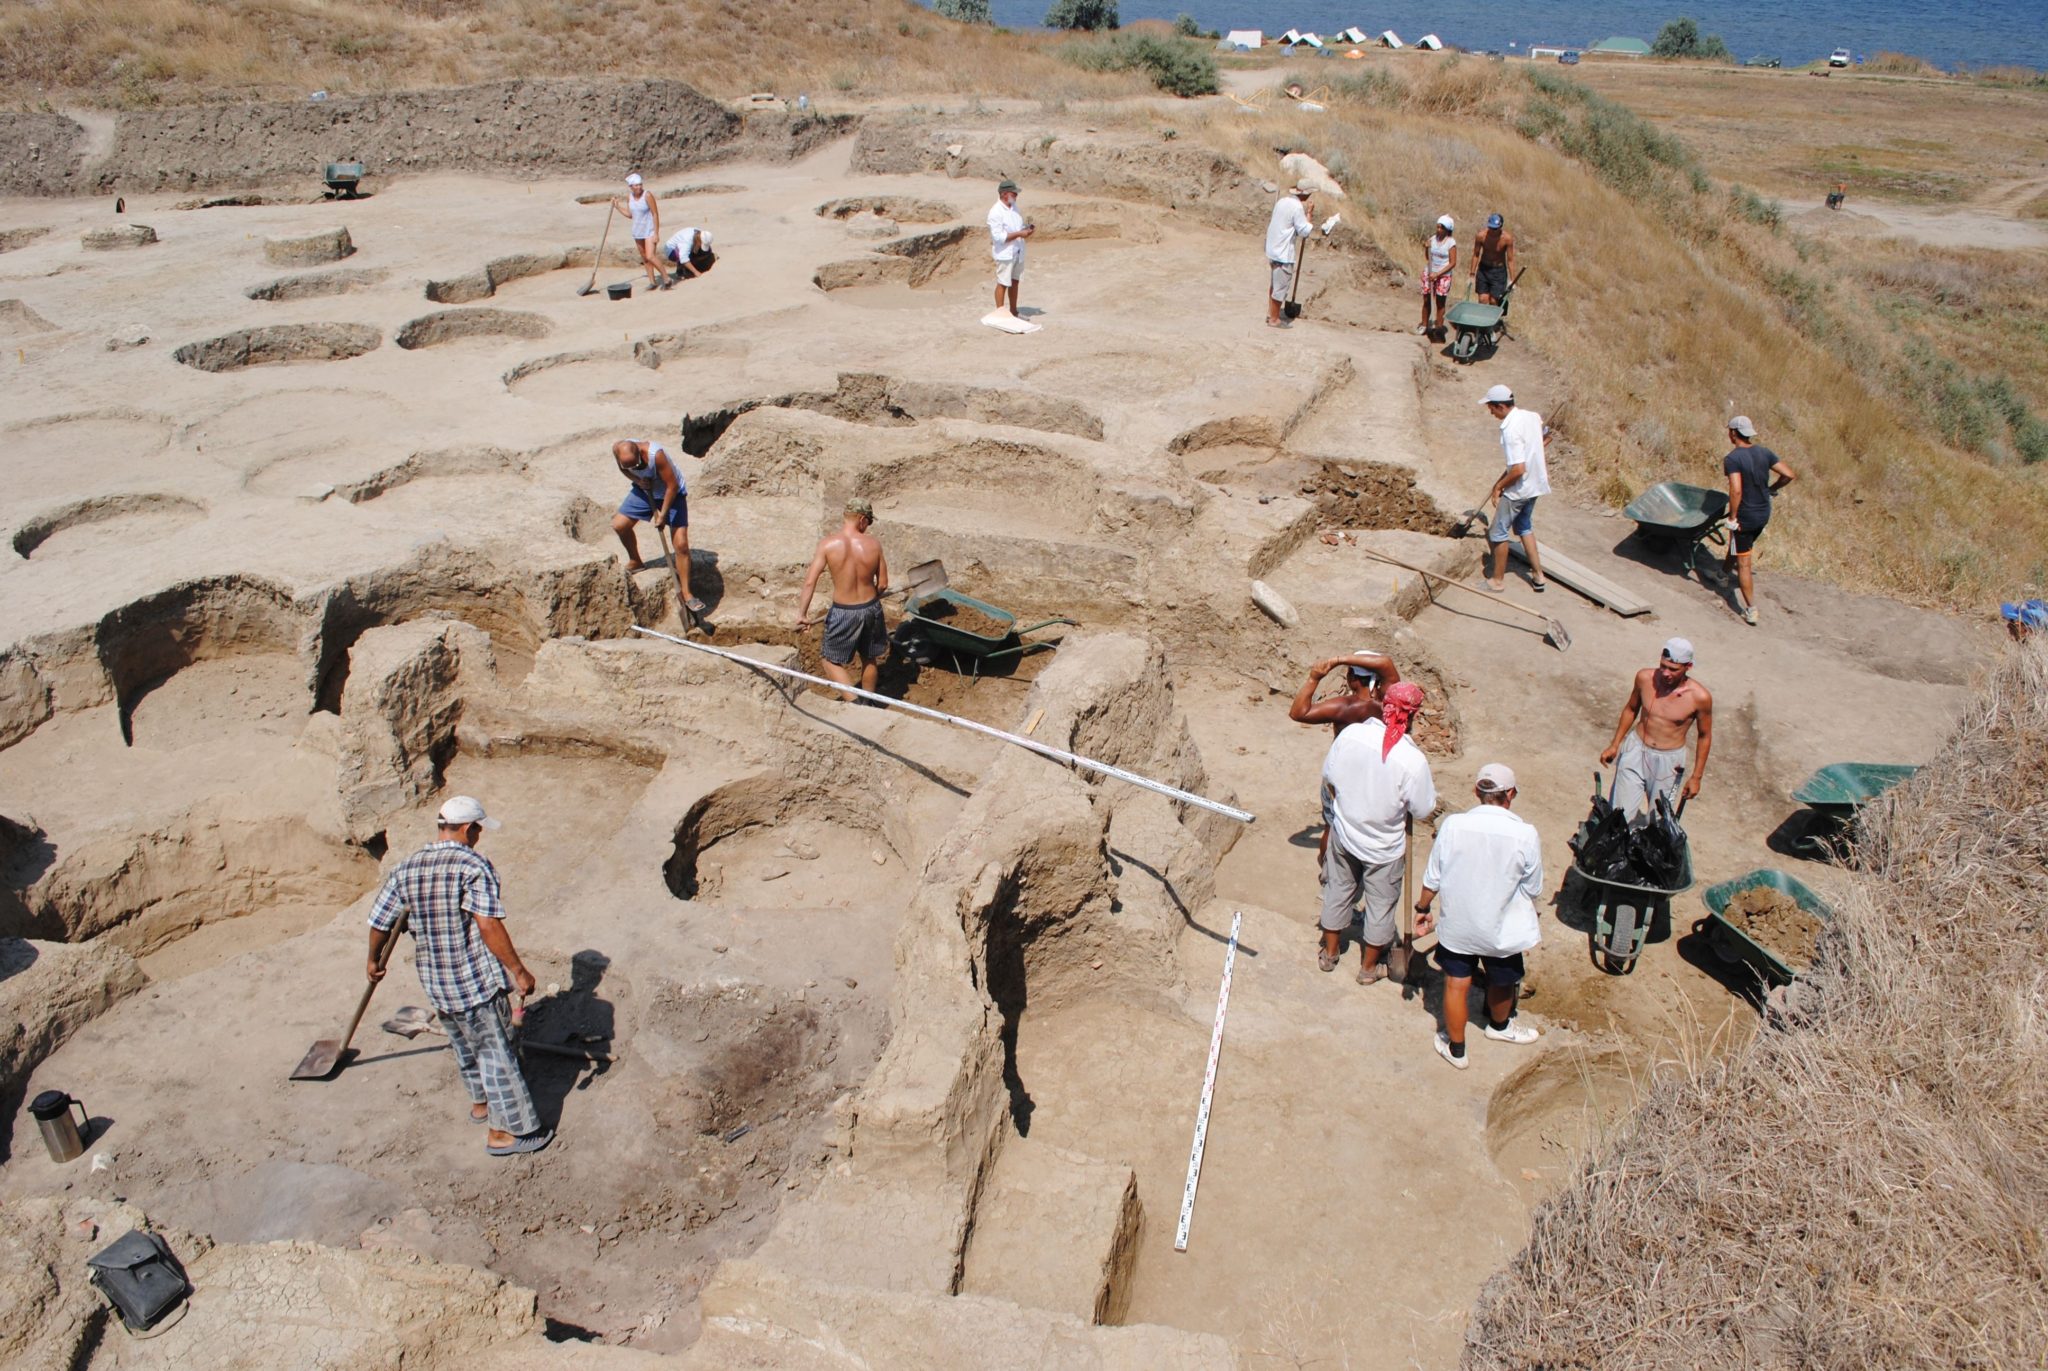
top-left (979, 0), bottom-right (2048, 72)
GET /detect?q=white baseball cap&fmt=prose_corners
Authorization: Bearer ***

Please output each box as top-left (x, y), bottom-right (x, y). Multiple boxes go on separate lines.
top-left (1476, 763), bottom-right (1517, 793)
top-left (1345, 648), bottom-right (1381, 680)
top-left (437, 796), bottom-right (501, 830)
top-left (1661, 637), bottom-right (1695, 665)
top-left (625, 172), bottom-right (643, 186)
top-left (1728, 415), bottom-right (1756, 437)
top-left (698, 228), bottom-right (713, 249)
top-left (1437, 214), bottom-right (1454, 230)
top-left (1481, 384), bottom-right (1514, 405)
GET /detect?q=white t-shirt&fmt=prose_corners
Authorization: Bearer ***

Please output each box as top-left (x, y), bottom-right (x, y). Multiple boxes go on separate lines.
top-left (1321, 719), bottom-right (1436, 865)
top-left (1426, 232), bottom-right (1456, 278)
top-left (662, 227), bottom-right (704, 260)
top-left (1499, 405), bottom-right (1550, 500)
top-left (1421, 802), bottom-right (1544, 958)
top-left (1266, 195), bottom-right (1311, 264)
top-left (988, 200), bottom-right (1026, 262)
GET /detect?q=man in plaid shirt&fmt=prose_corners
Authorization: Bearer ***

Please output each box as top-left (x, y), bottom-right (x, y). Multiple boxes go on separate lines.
top-left (368, 796), bottom-right (551, 1156)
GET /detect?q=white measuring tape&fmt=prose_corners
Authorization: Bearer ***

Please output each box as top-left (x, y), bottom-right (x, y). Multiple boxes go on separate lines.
top-left (1175, 909), bottom-right (1242, 1252)
top-left (631, 624), bottom-right (1254, 824)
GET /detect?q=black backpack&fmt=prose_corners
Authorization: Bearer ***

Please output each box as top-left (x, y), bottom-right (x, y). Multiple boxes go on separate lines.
top-left (86, 1229), bottom-right (189, 1336)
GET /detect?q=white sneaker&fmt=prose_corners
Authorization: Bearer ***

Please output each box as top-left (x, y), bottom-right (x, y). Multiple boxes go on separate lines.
top-left (1483, 1019), bottom-right (1541, 1045)
top-left (1433, 1031), bottom-right (1470, 1070)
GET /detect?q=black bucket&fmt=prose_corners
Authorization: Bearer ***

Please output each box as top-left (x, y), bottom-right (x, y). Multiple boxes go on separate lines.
top-left (606, 282), bottom-right (632, 301)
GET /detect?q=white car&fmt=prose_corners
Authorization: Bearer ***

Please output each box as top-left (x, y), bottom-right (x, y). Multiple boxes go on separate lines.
top-left (1829, 48), bottom-right (1851, 67)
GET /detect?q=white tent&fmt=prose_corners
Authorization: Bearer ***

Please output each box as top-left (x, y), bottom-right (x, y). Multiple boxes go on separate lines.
top-left (1417, 33), bottom-right (1443, 49)
top-left (1378, 30), bottom-right (1403, 48)
top-left (1296, 31), bottom-right (1325, 47)
top-left (1279, 28), bottom-right (1302, 44)
top-left (1337, 26), bottom-right (1368, 44)
top-left (1224, 29), bottom-right (1263, 49)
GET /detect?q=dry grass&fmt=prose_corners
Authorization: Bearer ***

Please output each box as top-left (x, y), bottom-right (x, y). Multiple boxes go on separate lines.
top-left (1466, 643), bottom-right (2048, 1369)
top-left (0, 0), bottom-right (1147, 107)
top-left (1189, 59), bottom-right (2048, 603)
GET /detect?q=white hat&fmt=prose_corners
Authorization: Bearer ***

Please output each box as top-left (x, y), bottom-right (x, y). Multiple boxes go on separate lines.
top-left (1345, 648), bottom-right (1381, 679)
top-left (1476, 763), bottom-right (1517, 793)
top-left (437, 796), bottom-right (502, 830)
top-left (697, 228), bottom-right (713, 249)
top-left (1728, 415), bottom-right (1756, 437)
top-left (625, 172), bottom-right (643, 186)
top-left (1661, 637), bottom-right (1695, 665)
top-left (1480, 384), bottom-right (1514, 405)
top-left (1436, 214), bottom-right (1454, 230)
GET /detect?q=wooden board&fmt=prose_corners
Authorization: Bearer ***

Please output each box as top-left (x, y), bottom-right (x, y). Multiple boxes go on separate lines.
top-left (1512, 544), bottom-right (1653, 617)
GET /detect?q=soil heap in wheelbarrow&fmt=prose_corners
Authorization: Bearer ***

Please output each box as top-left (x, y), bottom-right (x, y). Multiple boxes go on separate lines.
top-left (929, 602), bottom-right (1012, 640)
top-left (1724, 887), bottom-right (1822, 967)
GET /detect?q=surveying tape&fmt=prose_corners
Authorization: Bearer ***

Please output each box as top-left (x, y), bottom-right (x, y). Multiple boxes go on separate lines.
top-left (630, 626), bottom-right (1254, 824)
top-left (1176, 909), bottom-right (1243, 1252)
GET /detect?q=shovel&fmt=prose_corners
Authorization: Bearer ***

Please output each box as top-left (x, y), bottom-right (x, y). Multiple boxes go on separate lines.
top-left (1283, 236), bottom-right (1309, 320)
top-left (1452, 492), bottom-right (1494, 539)
top-left (883, 558), bottom-right (947, 607)
top-left (1387, 814), bottom-right (1415, 984)
top-left (1362, 548), bottom-right (1572, 653)
top-left (576, 204), bottom-right (616, 298)
top-left (291, 910), bottom-right (407, 1080)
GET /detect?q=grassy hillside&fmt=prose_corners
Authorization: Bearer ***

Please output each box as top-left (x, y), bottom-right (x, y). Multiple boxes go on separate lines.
top-left (0, 0), bottom-right (1143, 107)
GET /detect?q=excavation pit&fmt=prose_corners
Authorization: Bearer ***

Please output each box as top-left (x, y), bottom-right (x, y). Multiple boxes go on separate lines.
top-left (173, 323), bottom-right (381, 372)
top-left (816, 195), bottom-right (959, 223)
top-left (664, 779), bottom-right (907, 908)
top-left (396, 308), bottom-right (551, 350)
top-left (245, 269), bottom-right (389, 301)
top-left (12, 493), bottom-right (206, 559)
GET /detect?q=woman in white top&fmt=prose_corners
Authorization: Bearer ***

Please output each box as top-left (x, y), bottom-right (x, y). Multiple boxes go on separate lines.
top-left (1419, 214), bottom-right (1456, 336)
top-left (611, 173), bottom-right (666, 290)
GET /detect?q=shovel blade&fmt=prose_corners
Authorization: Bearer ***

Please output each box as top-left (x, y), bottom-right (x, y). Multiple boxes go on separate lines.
top-left (1387, 938), bottom-right (1412, 985)
top-left (1547, 618), bottom-right (1573, 652)
top-left (1283, 301), bottom-right (1303, 320)
top-left (289, 1039), bottom-right (345, 1081)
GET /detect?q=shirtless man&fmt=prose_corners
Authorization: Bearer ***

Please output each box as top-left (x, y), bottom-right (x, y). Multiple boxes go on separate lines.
top-left (1599, 637), bottom-right (1713, 822)
top-left (610, 438), bottom-right (703, 615)
top-left (1471, 213), bottom-right (1517, 305)
top-left (1287, 650), bottom-right (1401, 735)
top-left (796, 498), bottom-right (890, 700)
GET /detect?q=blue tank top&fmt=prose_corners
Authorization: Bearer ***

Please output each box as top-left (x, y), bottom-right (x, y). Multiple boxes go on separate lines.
top-left (624, 441), bottom-right (681, 497)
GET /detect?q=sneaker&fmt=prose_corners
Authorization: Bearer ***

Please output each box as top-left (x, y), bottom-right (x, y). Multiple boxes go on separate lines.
top-left (1433, 1031), bottom-right (1470, 1070)
top-left (1742, 606), bottom-right (1758, 626)
top-left (1482, 1019), bottom-right (1541, 1045)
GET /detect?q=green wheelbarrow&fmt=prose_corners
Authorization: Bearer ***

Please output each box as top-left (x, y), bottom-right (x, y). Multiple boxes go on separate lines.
top-left (1701, 868), bottom-right (1834, 989)
top-left (1444, 269), bottom-right (1522, 363)
top-left (1623, 481), bottom-right (1730, 580)
top-left (902, 573), bottom-right (1075, 678)
top-left (1786, 762), bottom-right (1920, 858)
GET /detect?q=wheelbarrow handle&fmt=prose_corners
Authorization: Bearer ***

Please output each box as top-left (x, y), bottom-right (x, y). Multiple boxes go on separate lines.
top-left (1012, 617), bottom-right (1078, 636)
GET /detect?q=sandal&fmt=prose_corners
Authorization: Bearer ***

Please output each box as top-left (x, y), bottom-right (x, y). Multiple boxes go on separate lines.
top-left (1356, 962), bottom-right (1388, 987)
top-left (1317, 950), bottom-right (1338, 973)
top-left (486, 1128), bottom-right (555, 1157)
top-left (1530, 580), bottom-right (1547, 593)
top-left (684, 597), bottom-right (707, 616)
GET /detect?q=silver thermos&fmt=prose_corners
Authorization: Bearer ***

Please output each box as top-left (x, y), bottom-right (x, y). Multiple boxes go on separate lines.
top-left (29, 1090), bottom-right (89, 1163)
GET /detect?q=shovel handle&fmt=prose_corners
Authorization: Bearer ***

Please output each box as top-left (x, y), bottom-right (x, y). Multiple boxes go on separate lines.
top-left (342, 909), bottom-right (409, 1056)
top-left (1361, 549), bottom-right (1557, 628)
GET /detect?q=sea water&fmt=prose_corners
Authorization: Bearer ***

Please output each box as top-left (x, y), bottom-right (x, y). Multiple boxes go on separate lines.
top-left (986, 0), bottom-right (2047, 73)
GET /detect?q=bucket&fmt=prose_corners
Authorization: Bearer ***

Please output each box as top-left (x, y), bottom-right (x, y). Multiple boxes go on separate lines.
top-left (605, 282), bottom-right (632, 301)
top-left (28, 1090), bottom-right (89, 1163)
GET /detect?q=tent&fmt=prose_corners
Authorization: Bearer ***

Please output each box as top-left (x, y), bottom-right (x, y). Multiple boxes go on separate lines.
top-left (1337, 26), bottom-right (1368, 44)
top-left (1416, 33), bottom-right (1443, 49)
top-left (1279, 28), bottom-right (1302, 44)
top-left (1296, 32), bottom-right (1325, 48)
top-left (1589, 36), bottom-right (1652, 55)
top-left (1378, 30), bottom-right (1403, 48)
top-left (1224, 29), bottom-right (1263, 49)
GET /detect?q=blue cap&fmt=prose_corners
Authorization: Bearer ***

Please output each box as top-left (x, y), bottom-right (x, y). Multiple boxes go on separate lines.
top-left (2001, 600), bottom-right (2048, 627)
top-left (1487, 213), bottom-right (1504, 229)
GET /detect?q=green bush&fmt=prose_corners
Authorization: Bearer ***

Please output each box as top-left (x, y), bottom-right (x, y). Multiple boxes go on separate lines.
top-left (931, 0), bottom-right (992, 23)
top-left (1060, 33), bottom-right (1218, 96)
top-left (1652, 17), bottom-right (1731, 61)
top-left (1173, 12), bottom-right (1197, 36)
top-left (1044, 0), bottom-right (1118, 31)
top-left (1729, 184), bottom-right (1782, 228)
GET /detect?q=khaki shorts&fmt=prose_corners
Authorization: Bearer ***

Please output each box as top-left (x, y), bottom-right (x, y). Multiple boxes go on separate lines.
top-left (1270, 260), bottom-right (1298, 302)
top-left (1319, 840), bottom-right (1404, 943)
top-left (995, 255), bottom-right (1024, 287)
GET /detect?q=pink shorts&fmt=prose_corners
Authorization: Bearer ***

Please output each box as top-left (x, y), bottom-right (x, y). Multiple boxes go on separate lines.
top-left (1420, 275), bottom-right (1451, 297)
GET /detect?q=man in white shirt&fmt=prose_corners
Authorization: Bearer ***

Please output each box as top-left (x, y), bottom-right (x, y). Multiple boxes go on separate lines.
top-left (1414, 763), bottom-right (1544, 1069)
top-left (1479, 383), bottom-right (1550, 593)
top-left (1318, 682), bottom-right (1436, 984)
top-left (988, 179), bottom-right (1034, 318)
top-left (1265, 180), bottom-right (1314, 329)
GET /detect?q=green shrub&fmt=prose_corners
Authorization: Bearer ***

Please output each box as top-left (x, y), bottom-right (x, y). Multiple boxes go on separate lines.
top-left (1060, 33), bottom-right (1218, 96)
top-left (931, 0), bottom-right (992, 23)
top-left (1729, 184), bottom-right (1782, 228)
top-left (1044, 0), bottom-right (1117, 31)
top-left (1652, 17), bottom-right (1731, 61)
top-left (1173, 12), bottom-right (1197, 36)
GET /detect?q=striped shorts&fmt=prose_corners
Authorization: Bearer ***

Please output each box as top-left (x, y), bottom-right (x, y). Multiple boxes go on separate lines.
top-left (440, 992), bottom-right (539, 1136)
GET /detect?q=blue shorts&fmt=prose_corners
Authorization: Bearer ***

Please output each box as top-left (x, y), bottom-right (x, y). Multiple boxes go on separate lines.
top-left (1489, 495), bottom-right (1536, 543)
top-left (619, 487), bottom-right (687, 528)
top-left (1434, 946), bottom-right (1525, 987)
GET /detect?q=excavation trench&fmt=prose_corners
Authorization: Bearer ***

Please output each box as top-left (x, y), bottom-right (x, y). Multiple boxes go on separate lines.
top-left (173, 323), bottom-right (381, 372)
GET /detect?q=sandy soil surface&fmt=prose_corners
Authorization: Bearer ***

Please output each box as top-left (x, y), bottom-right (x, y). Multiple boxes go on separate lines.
top-left (0, 116), bottom-right (2005, 1367)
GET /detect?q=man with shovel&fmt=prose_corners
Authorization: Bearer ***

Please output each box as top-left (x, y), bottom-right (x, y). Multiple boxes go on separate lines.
top-left (1480, 384), bottom-right (1549, 593)
top-left (1317, 682), bottom-right (1435, 983)
top-left (612, 438), bottom-right (704, 617)
top-left (367, 797), bottom-right (550, 1157)
top-left (1414, 763), bottom-right (1544, 1069)
top-left (1265, 180), bottom-right (1315, 328)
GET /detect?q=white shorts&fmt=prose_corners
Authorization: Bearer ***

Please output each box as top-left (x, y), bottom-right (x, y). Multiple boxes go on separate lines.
top-left (995, 255), bottom-right (1024, 287)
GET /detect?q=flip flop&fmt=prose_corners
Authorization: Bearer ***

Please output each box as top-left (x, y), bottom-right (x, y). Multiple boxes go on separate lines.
top-left (471, 1106), bottom-right (489, 1125)
top-left (1530, 580), bottom-right (1548, 593)
top-left (486, 1128), bottom-right (554, 1157)
top-left (684, 597), bottom-right (707, 616)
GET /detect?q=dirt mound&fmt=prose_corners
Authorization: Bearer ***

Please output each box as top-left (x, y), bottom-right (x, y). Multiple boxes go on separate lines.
top-left (0, 300), bottom-right (56, 337)
top-left (0, 227), bottom-right (51, 253)
top-left (264, 227), bottom-right (354, 265)
top-left (1299, 460), bottom-right (1457, 534)
top-left (1723, 886), bottom-right (1821, 966)
top-left (817, 194), bottom-right (959, 223)
top-left (0, 80), bottom-right (742, 196)
top-left (173, 323), bottom-right (381, 372)
top-left (395, 308), bottom-right (551, 350)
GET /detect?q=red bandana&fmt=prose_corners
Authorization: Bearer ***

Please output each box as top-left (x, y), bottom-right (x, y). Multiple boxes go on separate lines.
top-left (1381, 682), bottom-right (1424, 758)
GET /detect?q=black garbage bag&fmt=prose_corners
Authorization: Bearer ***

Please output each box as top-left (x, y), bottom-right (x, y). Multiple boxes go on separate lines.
top-left (1573, 772), bottom-right (1633, 877)
top-left (1630, 791), bottom-right (1689, 889)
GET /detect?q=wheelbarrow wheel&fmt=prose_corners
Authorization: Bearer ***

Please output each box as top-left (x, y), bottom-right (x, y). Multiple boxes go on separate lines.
top-left (1602, 900), bottom-right (1642, 975)
top-left (1450, 329), bottom-right (1479, 362)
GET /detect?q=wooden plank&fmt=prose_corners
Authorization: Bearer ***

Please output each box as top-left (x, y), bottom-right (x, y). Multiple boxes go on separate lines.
top-left (1511, 543), bottom-right (1653, 617)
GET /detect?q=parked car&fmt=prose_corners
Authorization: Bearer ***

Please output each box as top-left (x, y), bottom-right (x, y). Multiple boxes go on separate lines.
top-left (1559, 49), bottom-right (1581, 65)
top-left (1745, 54), bottom-right (1782, 68)
top-left (1829, 48), bottom-right (1851, 67)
